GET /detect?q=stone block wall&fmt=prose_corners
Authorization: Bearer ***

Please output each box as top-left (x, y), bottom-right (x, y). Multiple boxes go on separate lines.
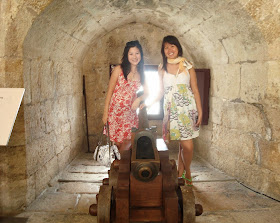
top-left (0, 0), bottom-right (279, 216)
top-left (0, 0), bottom-right (53, 215)
top-left (193, 0), bottom-right (280, 200)
top-left (0, 0), bottom-right (86, 215)
top-left (23, 58), bottom-right (85, 203)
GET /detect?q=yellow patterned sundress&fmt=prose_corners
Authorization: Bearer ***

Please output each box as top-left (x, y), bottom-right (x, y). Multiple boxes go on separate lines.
top-left (162, 66), bottom-right (199, 142)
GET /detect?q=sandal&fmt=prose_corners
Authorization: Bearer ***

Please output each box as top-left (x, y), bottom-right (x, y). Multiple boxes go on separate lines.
top-left (181, 171), bottom-right (193, 186)
top-left (185, 177), bottom-right (193, 186)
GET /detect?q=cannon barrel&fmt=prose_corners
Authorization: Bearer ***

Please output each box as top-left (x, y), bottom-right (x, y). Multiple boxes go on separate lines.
top-left (131, 108), bottom-right (160, 182)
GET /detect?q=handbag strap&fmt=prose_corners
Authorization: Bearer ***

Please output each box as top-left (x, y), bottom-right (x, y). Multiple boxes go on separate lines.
top-left (95, 123), bottom-right (109, 160)
top-left (105, 122), bottom-right (112, 147)
top-left (105, 123), bottom-right (112, 159)
top-left (96, 122), bottom-right (112, 160)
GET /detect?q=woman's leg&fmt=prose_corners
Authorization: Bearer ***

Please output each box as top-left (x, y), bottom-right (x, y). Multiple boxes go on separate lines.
top-left (180, 139), bottom-right (194, 183)
top-left (178, 144), bottom-right (185, 177)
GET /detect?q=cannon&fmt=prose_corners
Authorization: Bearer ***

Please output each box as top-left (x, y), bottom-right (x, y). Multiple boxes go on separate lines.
top-left (89, 108), bottom-right (202, 222)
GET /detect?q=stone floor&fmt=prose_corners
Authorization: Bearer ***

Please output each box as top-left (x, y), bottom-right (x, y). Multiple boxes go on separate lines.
top-left (14, 147), bottom-right (280, 223)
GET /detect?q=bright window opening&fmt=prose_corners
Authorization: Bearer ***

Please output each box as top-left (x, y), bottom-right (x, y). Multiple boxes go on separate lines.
top-left (144, 70), bottom-right (160, 115)
top-left (137, 65), bottom-right (163, 119)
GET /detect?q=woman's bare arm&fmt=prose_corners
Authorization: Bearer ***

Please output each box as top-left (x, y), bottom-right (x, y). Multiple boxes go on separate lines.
top-left (102, 65), bottom-right (121, 124)
top-left (189, 67), bottom-right (203, 126)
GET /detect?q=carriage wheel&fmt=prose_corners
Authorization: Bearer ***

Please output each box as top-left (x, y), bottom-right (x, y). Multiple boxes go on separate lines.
top-left (177, 186), bottom-right (195, 223)
top-left (109, 161), bottom-right (119, 189)
top-left (97, 185), bottom-right (112, 223)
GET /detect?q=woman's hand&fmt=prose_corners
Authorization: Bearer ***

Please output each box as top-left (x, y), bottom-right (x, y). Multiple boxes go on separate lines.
top-left (131, 98), bottom-right (141, 110)
top-left (196, 113), bottom-right (203, 126)
top-left (139, 103), bottom-right (146, 110)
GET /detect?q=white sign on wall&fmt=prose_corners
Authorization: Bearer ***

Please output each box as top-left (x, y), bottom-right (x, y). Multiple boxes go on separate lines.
top-left (0, 88), bottom-right (25, 146)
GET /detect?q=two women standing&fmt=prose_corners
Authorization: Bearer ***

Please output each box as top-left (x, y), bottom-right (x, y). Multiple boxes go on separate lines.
top-left (102, 36), bottom-right (202, 185)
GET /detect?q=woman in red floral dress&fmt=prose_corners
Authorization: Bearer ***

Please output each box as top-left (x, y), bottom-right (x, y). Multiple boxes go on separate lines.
top-left (102, 40), bottom-right (147, 152)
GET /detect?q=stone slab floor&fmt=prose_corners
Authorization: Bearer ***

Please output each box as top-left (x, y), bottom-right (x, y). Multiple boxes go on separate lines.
top-left (12, 148), bottom-right (280, 223)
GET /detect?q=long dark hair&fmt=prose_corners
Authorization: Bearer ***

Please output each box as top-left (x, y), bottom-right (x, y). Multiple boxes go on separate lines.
top-left (161, 35), bottom-right (183, 71)
top-left (121, 40), bottom-right (145, 85)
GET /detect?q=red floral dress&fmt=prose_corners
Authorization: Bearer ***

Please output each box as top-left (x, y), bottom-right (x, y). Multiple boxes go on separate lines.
top-left (107, 71), bottom-right (141, 143)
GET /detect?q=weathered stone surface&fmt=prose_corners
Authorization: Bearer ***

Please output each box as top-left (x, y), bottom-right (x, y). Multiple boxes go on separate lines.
top-left (240, 62), bottom-right (268, 103)
top-left (88, 135), bottom-right (99, 153)
top-left (18, 212), bottom-right (97, 223)
top-left (75, 194), bottom-right (97, 214)
top-left (3, 58), bottom-right (24, 87)
top-left (234, 159), bottom-right (280, 201)
top-left (26, 174), bottom-right (36, 206)
top-left (54, 130), bottom-right (71, 155)
top-left (212, 125), bottom-right (256, 163)
top-left (204, 144), bottom-right (237, 177)
top-left (221, 102), bottom-right (266, 135)
top-left (195, 213), bottom-right (237, 223)
top-left (7, 105), bottom-right (26, 146)
top-left (67, 165), bottom-right (109, 174)
top-left (40, 60), bottom-right (54, 101)
top-left (264, 106), bottom-right (280, 140)
top-left (208, 96), bottom-right (223, 125)
top-left (26, 192), bottom-right (78, 212)
top-left (13, 152), bottom-right (280, 222)
top-left (0, 145), bottom-right (27, 215)
top-left (52, 96), bottom-right (69, 135)
top-left (193, 181), bottom-right (244, 193)
top-left (58, 182), bottom-right (101, 194)
top-left (57, 145), bottom-right (74, 172)
top-left (230, 209), bottom-right (280, 223)
top-left (54, 62), bottom-right (76, 96)
top-left (37, 133), bottom-right (56, 167)
top-left (197, 125), bottom-right (213, 144)
top-left (70, 115), bottom-right (85, 139)
top-left (26, 141), bottom-right (39, 176)
top-left (30, 59), bottom-right (41, 104)
top-left (67, 94), bottom-right (84, 120)
top-left (0, 178), bottom-right (27, 215)
top-left (268, 37), bottom-right (280, 60)
top-left (23, 58), bottom-right (32, 104)
top-left (35, 156), bottom-right (59, 197)
top-left (195, 190), bottom-right (258, 212)
top-left (211, 64), bottom-right (241, 100)
top-left (70, 158), bottom-right (103, 166)
top-left (222, 34), bottom-right (266, 63)
top-left (0, 59), bottom-right (5, 87)
top-left (58, 172), bottom-right (108, 183)
top-left (244, 0), bottom-right (280, 44)
top-left (259, 140), bottom-right (280, 174)
top-left (192, 169), bottom-right (235, 182)
top-left (265, 61), bottom-right (280, 106)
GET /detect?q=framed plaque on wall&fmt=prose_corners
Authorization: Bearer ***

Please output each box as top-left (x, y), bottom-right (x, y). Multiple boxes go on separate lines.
top-left (0, 88), bottom-right (25, 146)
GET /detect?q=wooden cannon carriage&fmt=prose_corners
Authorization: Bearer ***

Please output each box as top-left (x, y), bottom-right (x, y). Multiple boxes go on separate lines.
top-left (89, 109), bottom-right (202, 222)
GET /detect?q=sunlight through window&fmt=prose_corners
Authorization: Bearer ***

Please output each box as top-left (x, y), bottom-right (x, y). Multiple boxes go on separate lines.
top-left (145, 70), bottom-right (160, 115)
top-left (137, 66), bottom-right (163, 119)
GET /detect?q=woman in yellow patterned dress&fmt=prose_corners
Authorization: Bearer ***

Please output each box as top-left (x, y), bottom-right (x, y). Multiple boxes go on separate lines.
top-left (153, 35), bottom-right (203, 185)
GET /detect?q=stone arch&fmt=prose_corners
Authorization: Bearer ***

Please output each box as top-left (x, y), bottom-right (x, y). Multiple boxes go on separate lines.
top-left (1, 0), bottom-right (279, 215)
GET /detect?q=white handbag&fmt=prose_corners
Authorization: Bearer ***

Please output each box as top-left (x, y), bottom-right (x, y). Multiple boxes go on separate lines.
top-left (93, 124), bottom-right (121, 166)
